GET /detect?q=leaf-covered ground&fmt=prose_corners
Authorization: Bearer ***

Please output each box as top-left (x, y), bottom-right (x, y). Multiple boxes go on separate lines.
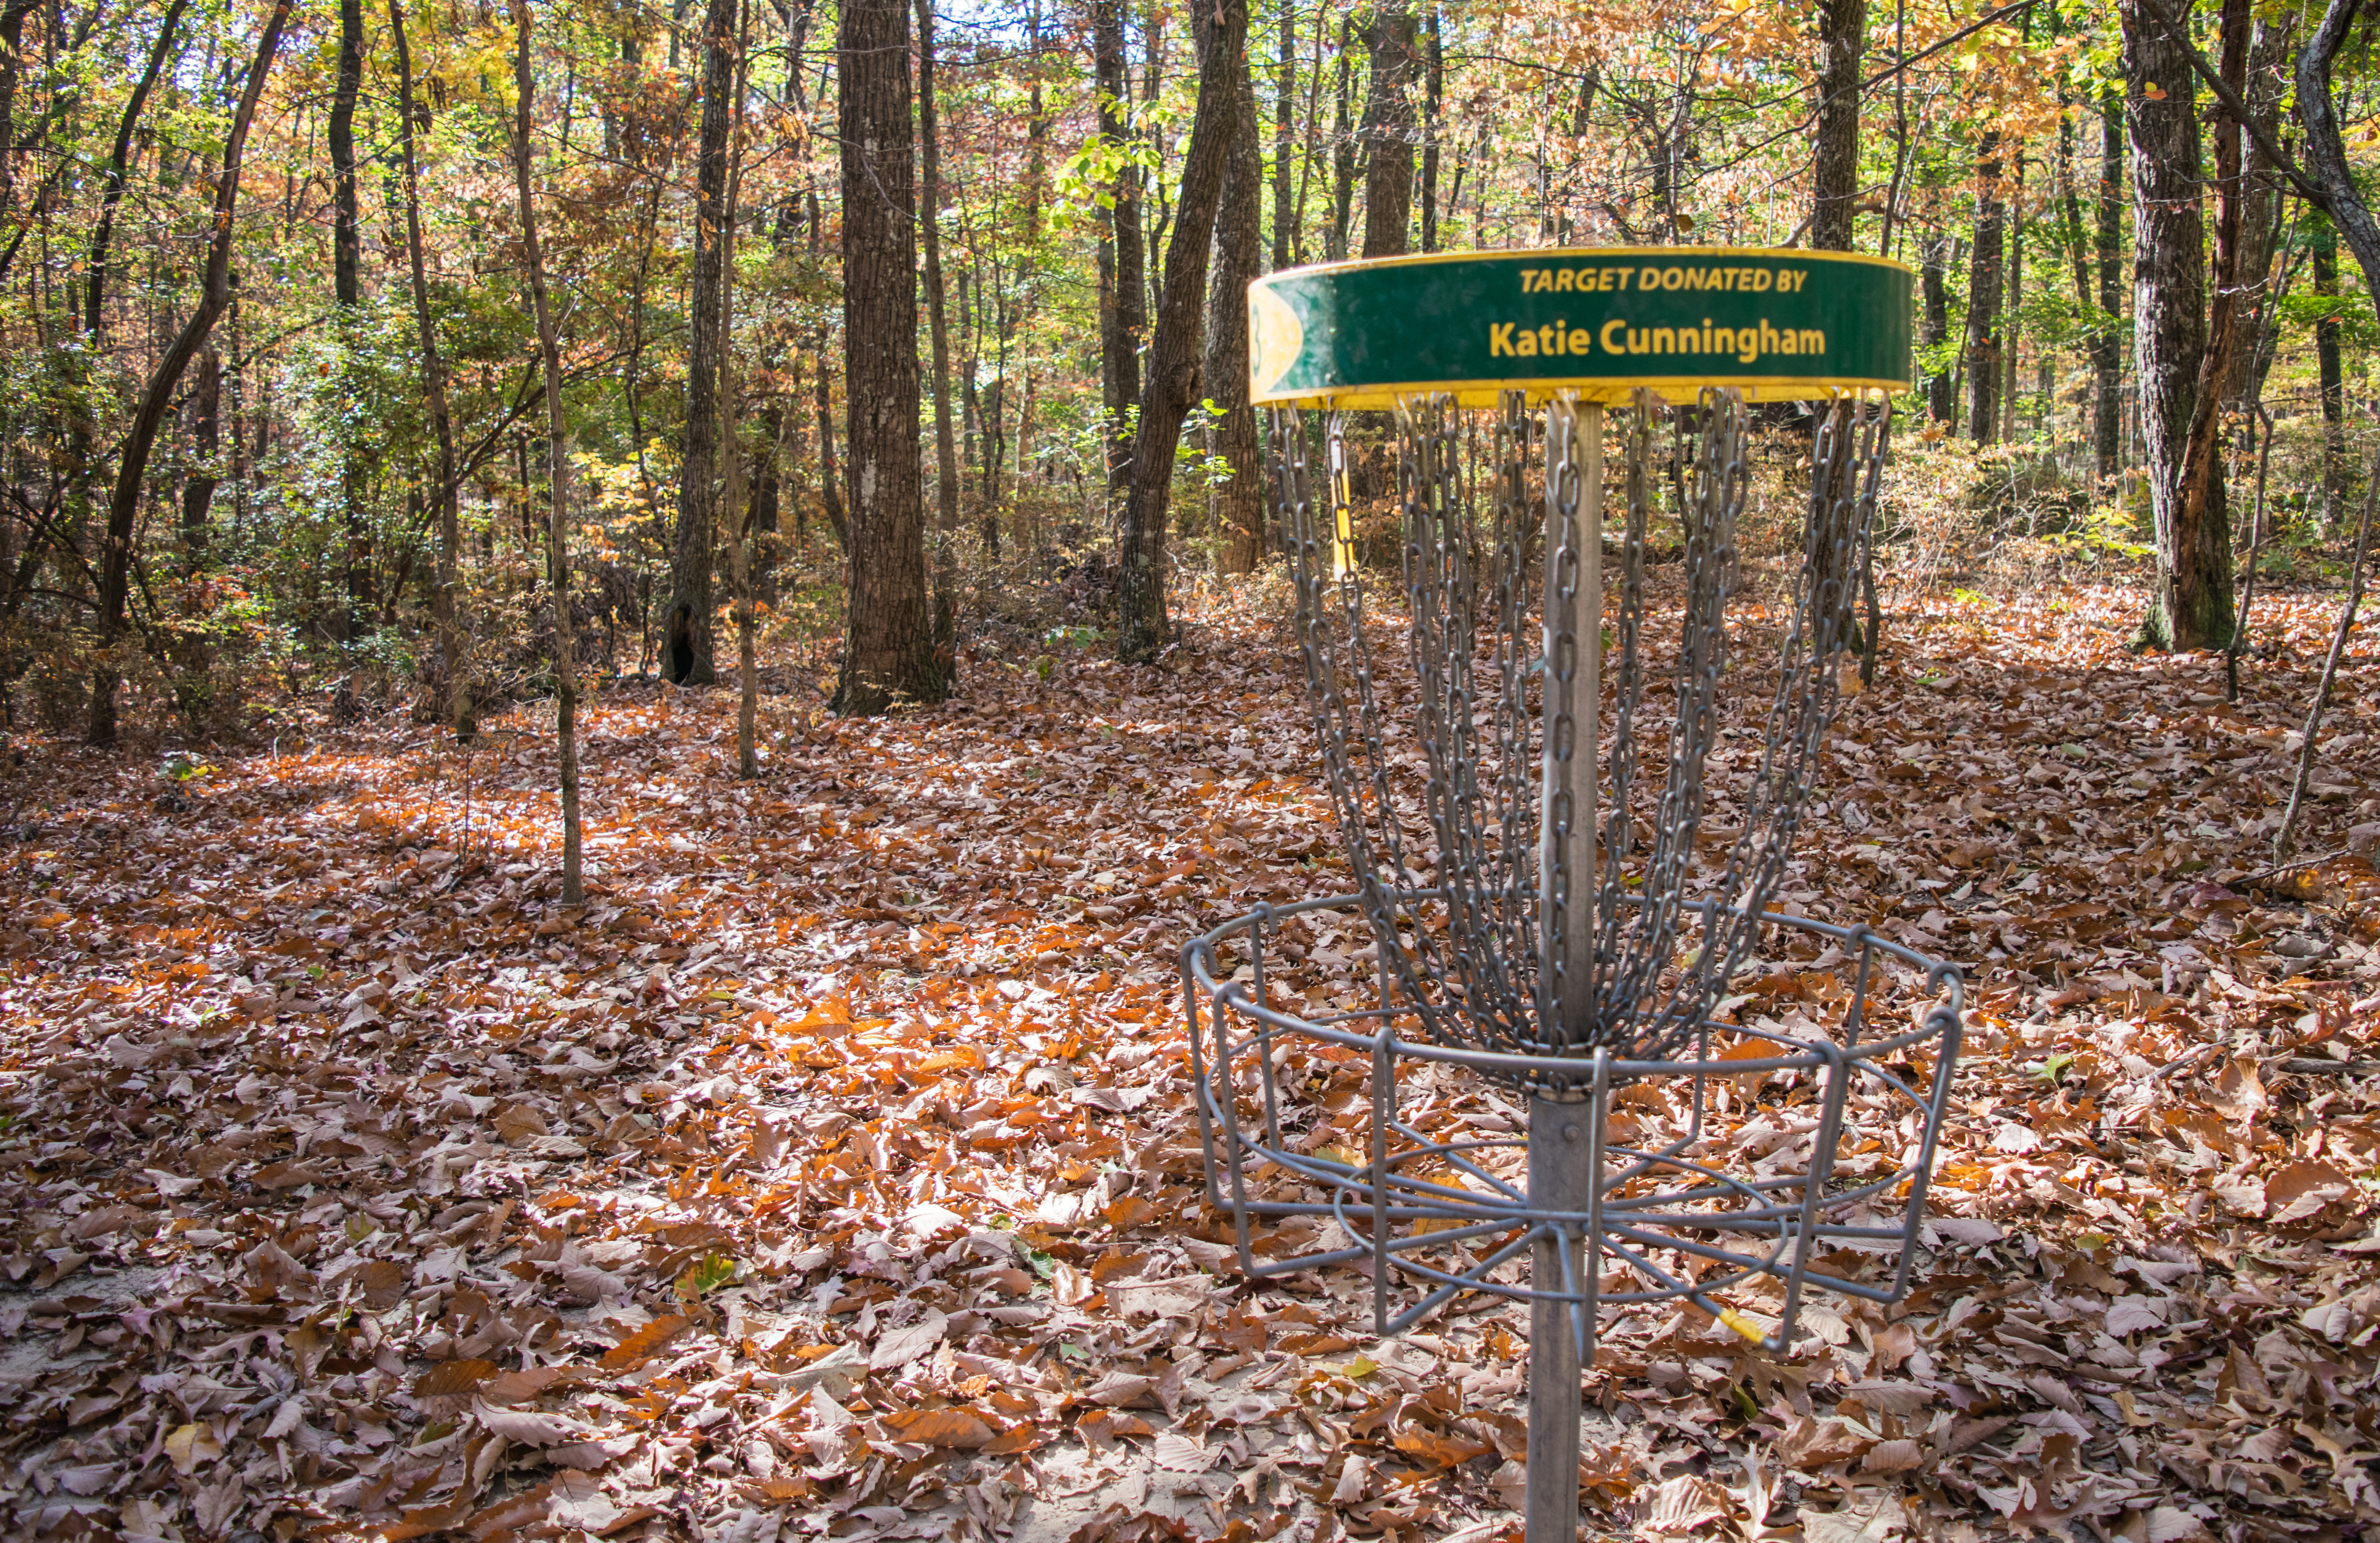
top-left (2, 577), bottom-right (2377, 1543)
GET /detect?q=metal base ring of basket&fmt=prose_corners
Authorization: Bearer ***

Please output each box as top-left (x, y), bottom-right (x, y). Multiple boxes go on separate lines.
top-left (1180, 890), bottom-right (1963, 1366)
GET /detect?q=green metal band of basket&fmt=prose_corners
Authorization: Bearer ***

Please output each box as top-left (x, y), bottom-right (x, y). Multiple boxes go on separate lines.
top-left (1249, 247), bottom-right (1914, 408)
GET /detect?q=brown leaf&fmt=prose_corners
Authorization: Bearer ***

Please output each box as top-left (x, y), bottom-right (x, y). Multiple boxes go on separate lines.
top-left (414, 1358), bottom-right (501, 1398)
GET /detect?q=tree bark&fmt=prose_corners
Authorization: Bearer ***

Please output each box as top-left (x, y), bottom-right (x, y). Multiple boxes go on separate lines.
top-left (87, 0), bottom-right (287, 747)
top-left (670, 0), bottom-right (738, 685)
top-left (2154, 0), bottom-right (2250, 651)
top-left (833, 0), bottom-right (943, 712)
top-left (1094, 0), bottom-right (1142, 504)
top-left (1809, 0), bottom-right (1866, 251)
top-left (509, 0), bottom-right (582, 904)
top-left (1358, 3), bottom-right (1415, 258)
top-left (918, 0), bottom-right (961, 631)
top-left (2125, 0), bottom-right (2224, 650)
top-left (1965, 137), bottom-right (2005, 448)
top-left (1205, 5), bottom-right (1262, 575)
top-left (391, 0), bottom-right (471, 735)
top-left (1116, 0), bottom-right (1248, 663)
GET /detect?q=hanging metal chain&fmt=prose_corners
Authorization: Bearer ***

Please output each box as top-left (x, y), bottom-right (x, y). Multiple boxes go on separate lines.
top-left (1275, 389), bottom-right (1886, 1081)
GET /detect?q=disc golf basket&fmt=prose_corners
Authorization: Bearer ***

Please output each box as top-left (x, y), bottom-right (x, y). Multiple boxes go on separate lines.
top-left (1181, 249), bottom-right (1963, 1543)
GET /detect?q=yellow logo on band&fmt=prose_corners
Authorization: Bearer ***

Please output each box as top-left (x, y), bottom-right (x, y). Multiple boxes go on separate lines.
top-left (1250, 284), bottom-right (1304, 399)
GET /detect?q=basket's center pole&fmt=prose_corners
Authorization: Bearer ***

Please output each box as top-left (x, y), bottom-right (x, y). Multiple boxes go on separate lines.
top-left (1527, 399), bottom-right (1601, 1543)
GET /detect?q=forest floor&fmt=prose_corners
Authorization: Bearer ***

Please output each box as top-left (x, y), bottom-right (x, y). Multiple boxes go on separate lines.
top-left (2, 572), bottom-right (2379, 1543)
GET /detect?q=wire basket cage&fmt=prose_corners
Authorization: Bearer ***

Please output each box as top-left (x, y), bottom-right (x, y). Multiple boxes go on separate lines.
top-left (1178, 386), bottom-right (1964, 1363)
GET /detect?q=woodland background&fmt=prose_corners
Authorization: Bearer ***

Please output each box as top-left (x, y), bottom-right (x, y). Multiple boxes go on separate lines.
top-left (7, 0), bottom-right (2380, 1542)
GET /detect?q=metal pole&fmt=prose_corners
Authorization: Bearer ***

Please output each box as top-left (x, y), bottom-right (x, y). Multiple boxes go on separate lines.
top-left (1537, 398), bottom-right (1601, 1054)
top-left (1526, 1098), bottom-right (1588, 1543)
top-left (1527, 399), bottom-right (1602, 1543)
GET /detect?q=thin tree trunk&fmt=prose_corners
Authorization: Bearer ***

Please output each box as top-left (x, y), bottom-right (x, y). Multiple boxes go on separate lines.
top-left (1420, 8), bottom-right (1442, 252)
top-left (918, 0), bottom-right (962, 629)
top-left (392, 0), bottom-right (472, 736)
top-left (808, 187), bottom-right (848, 549)
top-left (1358, 3), bottom-right (1415, 258)
top-left (2094, 83), bottom-right (2124, 481)
top-left (2274, 461), bottom-right (2374, 863)
top-left (1116, 0), bottom-right (1248, 663)
top-left (1328, 24), bottom-right (1355, 260)
top-left (2222, 14), bottom-right (2291, 405)
top-left (510, 0), bottom-right (583, 904)
top-left (2001, 152), bottom-right (2024, 443)
top-left (180, 348), bottom-right (219, 563)
top-left (720, 0), bottom-right (756, 778)
top-left (1094, 0), bottom-right (1142, 503)
top-left (1273, 0), bottom-right (1294, 268)
top-left (87, 0), bottom-right (287, 747)
top-left (1810, 0), bottom-right (1866, 251)
top-left (331, 0), bottom-right (366, 643)
top-left (833, 0), bottom-right (942, 712)
top-left (1966, 136), bottom-right (2005, 448)
top-left (2313, 219), bottom-right (2347, 528)
top-left (1920, 224), bottom-right (1954, 425)
top-left (671, 0), bottom-right (738, 685)
top-left (0, 0), bottom-right (36, 213)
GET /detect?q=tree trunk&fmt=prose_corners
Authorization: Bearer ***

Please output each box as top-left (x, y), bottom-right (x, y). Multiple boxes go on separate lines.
top-left (1419, 8), bottom-right (1441, 252)
top-left (1273, 0), bottom-right (1295, 268)
top-left (2222, 15), bottom-right (2291, 404)
top-left (1116, 0), bottom-right (1248, 664)
top-left (1920, 227), bottom-right (1955, 425)
top-left (1965, 137), bottom-right (2005, 448)
top-left (918, 0), bottom-right (962, 631)
top-left (1809, 0), bottom-right (1866, 251)
top-left (2094, 85), bottom-right (2124, 482)
top-left (331, 0), bottom-right (366, 643)
top-left (807, 188), bottom-right (849, 550)
top-left (2001, 153), bottom-right (2024, 443)
top-left (509, 0), bottom-right (582, 905)
top-left (833, 0), bottom-right (943, 713)
top-left (1358, 3), bottom-right (1414, 258)
top-left (1328, 25), bottom-right (1355, 260)
top-left (1206, 6), bottom-right (1262, 575)
top-left (180, 347), bottom-right (219, 563)
top-left (392, 0), bottom-right (471, 736)
top-left (2313, 218), bottom-right (2348, 528)
top-left (0, 0), bottom-right (36, 213)
top-left (670, 0), bottom-right (738, 686)
top-left (2125, 0), bottom-right (2225, 650)
top-left (87, 0), bottom-right (287, 747)
top-left (1094, 0), bottom-right (1142, 504)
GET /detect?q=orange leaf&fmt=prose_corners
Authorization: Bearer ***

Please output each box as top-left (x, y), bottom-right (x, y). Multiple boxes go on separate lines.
top-left (1392, 1427), bottom-right (1493, 1468)
top-left (881, 1408), bottom-right (995, 1449)
top-left (600, 1313), bottom-right (691, 1371)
